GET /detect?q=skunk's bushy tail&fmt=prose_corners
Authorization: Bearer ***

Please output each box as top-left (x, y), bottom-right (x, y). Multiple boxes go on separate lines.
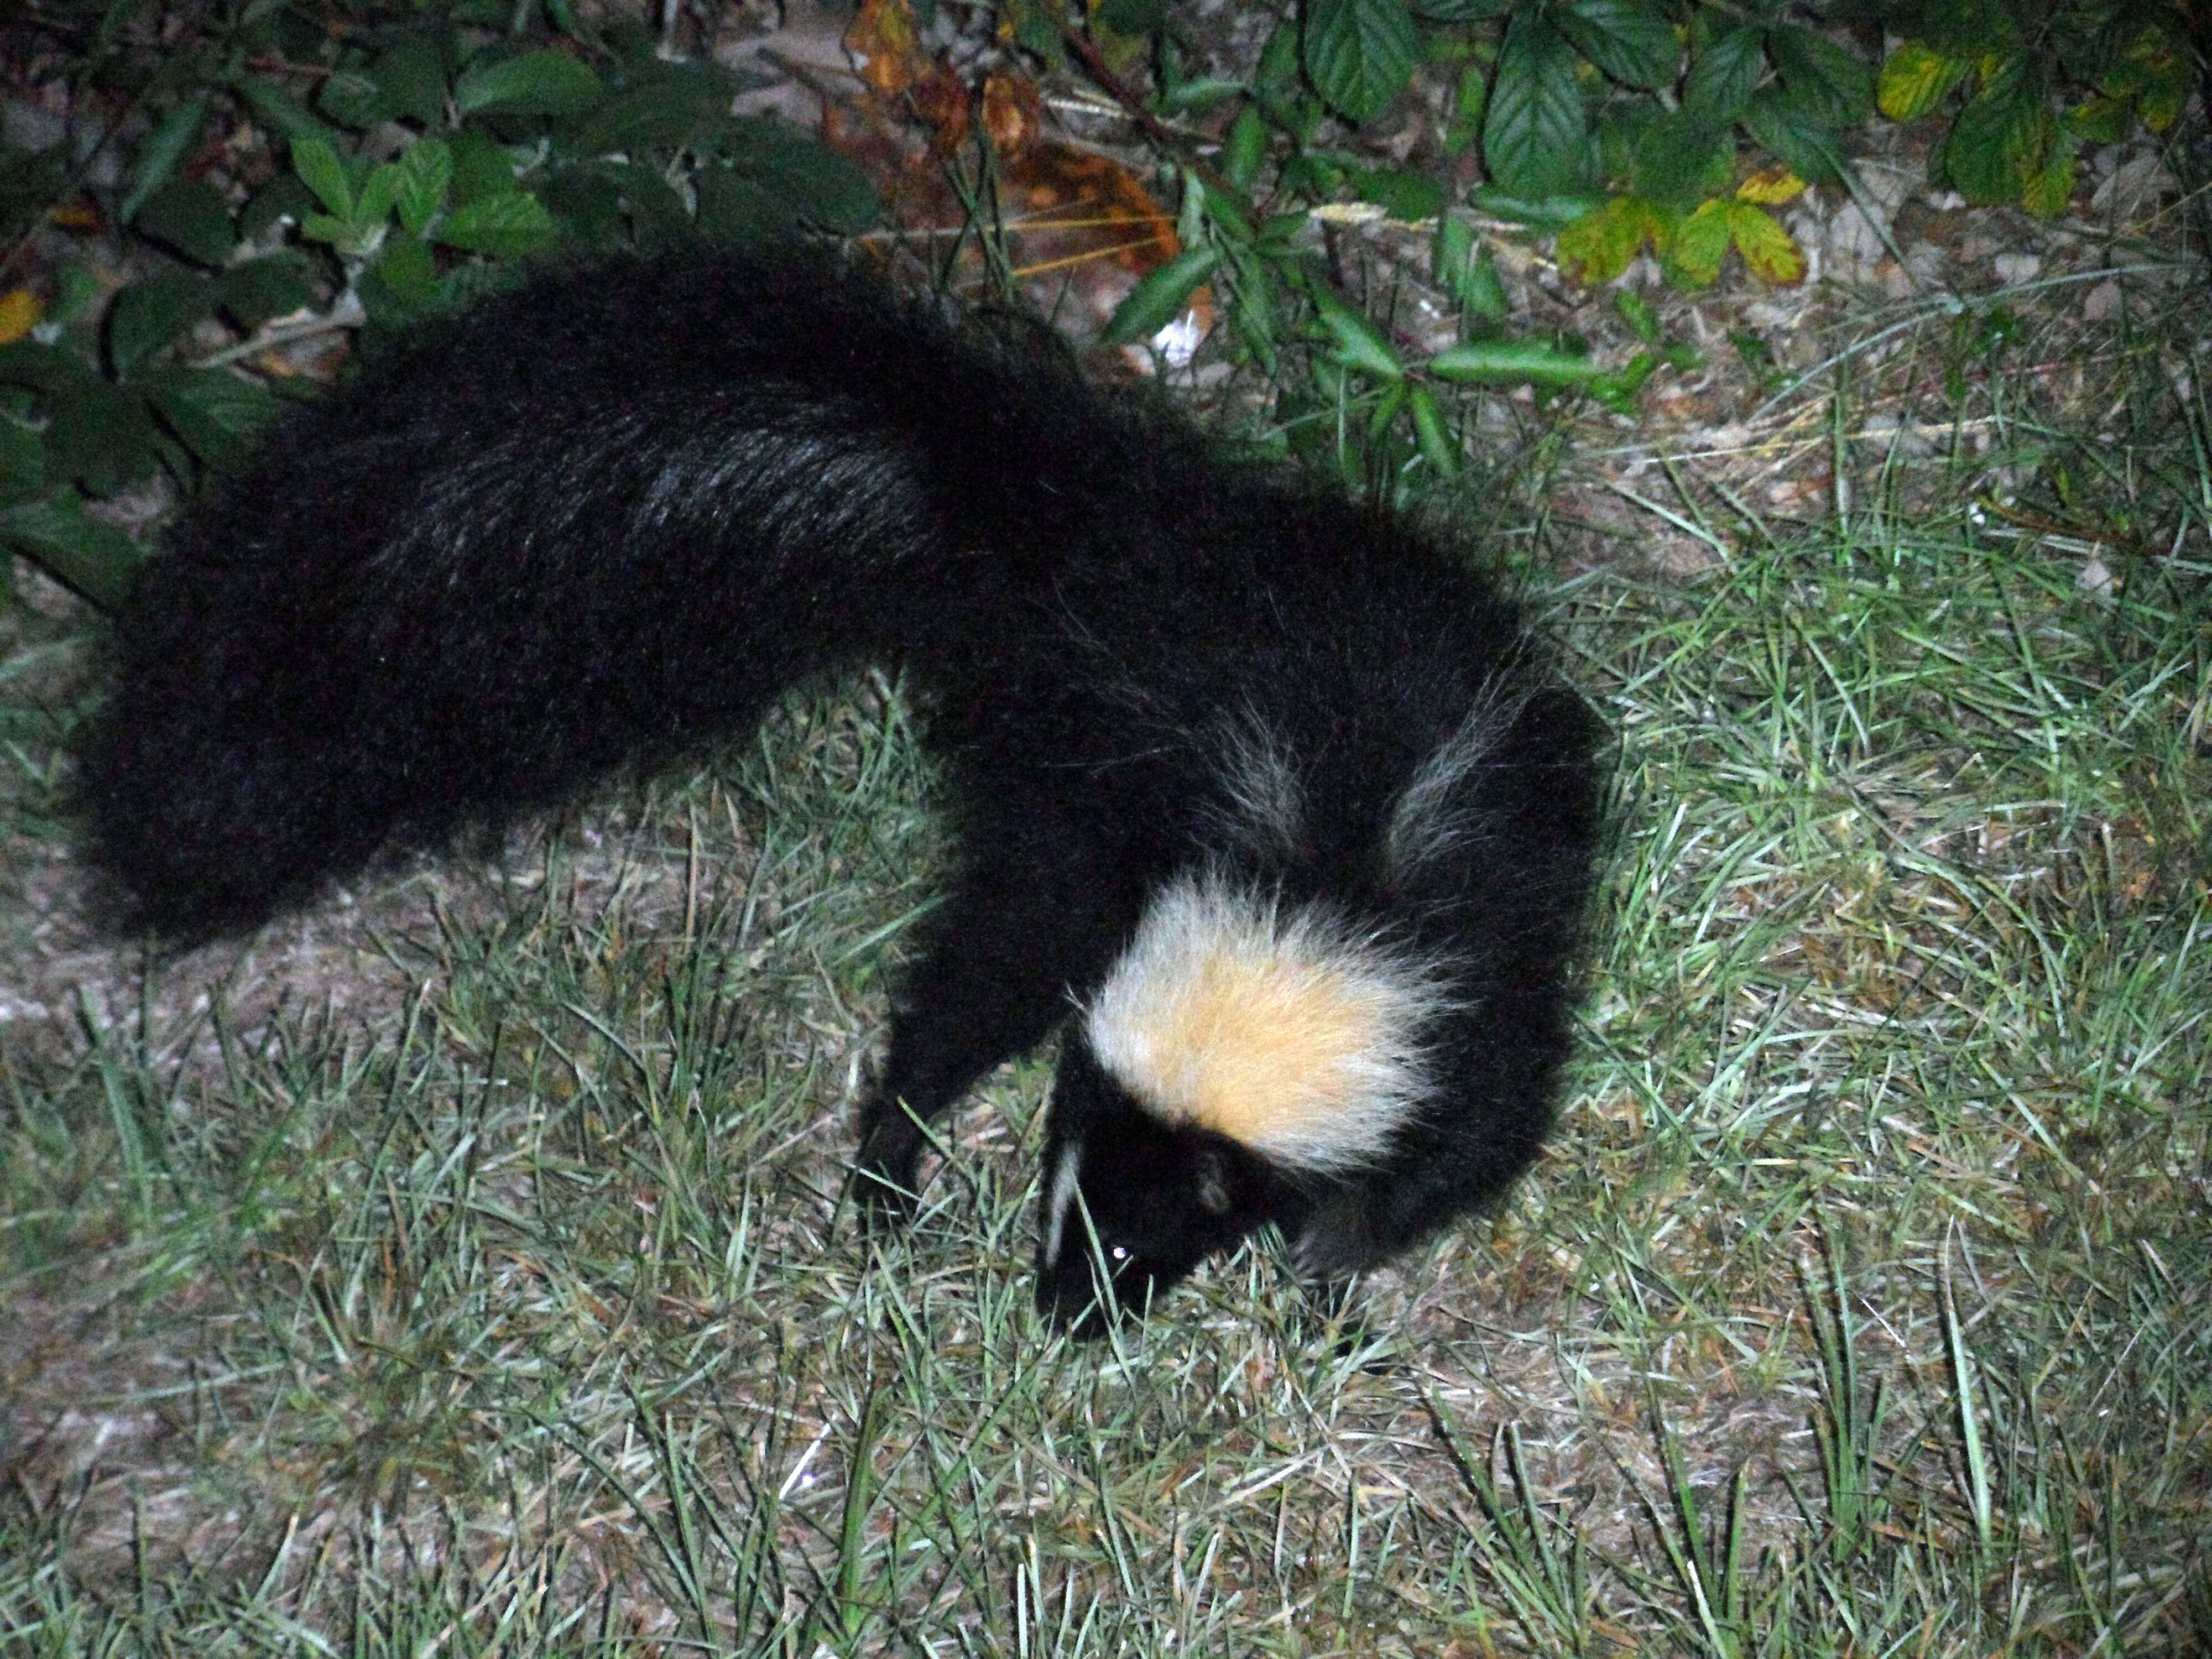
top-left (83, 254), bottom-right (1147, 939)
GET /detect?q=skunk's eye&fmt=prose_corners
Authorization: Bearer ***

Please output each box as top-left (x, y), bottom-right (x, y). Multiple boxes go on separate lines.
top-left (1109, 1246), bottom-right (1130, 1263)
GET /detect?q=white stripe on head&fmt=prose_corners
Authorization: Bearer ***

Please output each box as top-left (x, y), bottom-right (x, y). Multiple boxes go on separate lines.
top-left (1084, 873), bottom-right (1444, 1172)
top-left (1208, 709), bottom-right (1303, 859)
top-left (1042, 1139), bottom-right (1084, 1271)
top-left (1385, 682), bottom-right (1529, 878)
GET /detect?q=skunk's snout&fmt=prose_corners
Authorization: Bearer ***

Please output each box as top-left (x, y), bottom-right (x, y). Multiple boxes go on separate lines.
top-left (1035, 1239), bottom-right (1160, 1338)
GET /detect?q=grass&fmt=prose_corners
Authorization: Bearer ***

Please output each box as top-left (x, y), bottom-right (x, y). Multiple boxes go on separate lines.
top-left (4, 277), bottom-right (2211, 1655)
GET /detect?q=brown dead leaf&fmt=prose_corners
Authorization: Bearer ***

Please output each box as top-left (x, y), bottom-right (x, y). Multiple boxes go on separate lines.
top-left (982, 74), bottom-right (1044, 158)
top-left (1002, 148), bottom-right (1177, 275)
top-left (844, 0), bottom-right (922, 97)
top-left (910, 66), bottom-right (971, 153)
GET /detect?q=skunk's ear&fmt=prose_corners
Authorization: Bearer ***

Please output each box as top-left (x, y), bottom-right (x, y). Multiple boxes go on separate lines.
top-left (1193, 1148), bottom-right (1233, 1215)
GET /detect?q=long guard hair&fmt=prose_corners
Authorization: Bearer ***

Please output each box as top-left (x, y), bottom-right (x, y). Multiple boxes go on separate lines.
top-left (82, 250), bottom-right (1607, 1329)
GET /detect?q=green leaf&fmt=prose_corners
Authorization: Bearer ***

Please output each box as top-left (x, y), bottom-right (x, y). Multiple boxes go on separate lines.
top-left (1443, 55), bottom-right (1486, 154)
top-left (1465, 184), bottom-right (1605, 229)
top-left (233, 77), bottom-right (336, 144)
top-left (1352, 168), bottom-right (1446, 221)
top-left (2067, 95), bottom-right (2130, 145)
top-left (1725, 198), bottom-right (1803, 284)
top-left (356, 161), bottom-right (405, 228)
top-left (1557, 0), bottom-right (1681, 92)
top-left (1662, 196), bottom-right (1730, 286)
top-left (1767, 27), bottom-right (1872, 128)
top-left (1433, 214), bottom-right (1511, 317)
top-left (1625, 110), bottom-right (1731, 212)
top-left (1590, 348), bottom-right (1657, 411)
top-left (394, 137), bottom-right (453, 236)
top-left (359, 232), bottom-right (441, 316)
top-left (1426, 335), bottom-right (1603, 384)
top-left (119, 92), bottom-right (212, 226)
top-left (1408, 0), bottom-right (1513, 20)
top-left (317, 70), bottom-right (393, 132)
top-left (693, 170), bottom-right (799, 247)
top-left (1484, 13), bottom-right (1587, 200)
top-left (578, 160), bottom-right (692, 247)
top-left (0, 415), bottom-right (42, 507)
top-left (722, 119), bottom-right (880, 234)
top-left (108, 269), bottom-right (218, 375)
top-left (1303, 0), bottom-right (1418, 126)
top-left (447, 133), bottom-right (523, 204)
top-left (290, 133), bottom-right (353, 217)
top-left (454, 49), bottom-right (604, 118)
top-left (239, 173), bottom-right (317, 242)
top-left (370, 33), bottom-right (457, 127)
top-left (1556, 195), bottom-right (1666, 285)
top-left (0, 492), bottom-right (144, 611)
top-left (1407, 383), bottom-right (1457, 475)
top-left (566, 74), bottom-right (735, 156)
top-left (1683, 24), bottom-right (1767, 125)
top-left (1311, 285), bottom-right (1403, 380)
top-left (435, 191), bottom-right (558, 256)
top-left (44, 378), bottom-right (162, 497)
top-left (2019, 143), bottom-right (2075, 217)
top-left (140, 366), bottom-right (276, 474)
top-left (1100, 245), bottom-right (1220, 347)
top-left (1096, 0), bottom-right (1166, 35)
top-left (0, 340), bottom-right (81, 396)
top-left (217, 254), bottom-right (315, 330)
top-left (1614, 286), bottom-right (1659, 342)
top-left (1743, 87), bottom-right (1846, 185)
top-left (1943, 56), bottom-right (2037, 204)
top-left (133, 179), bottom-right (237, 268)
top-left (1878, 40), bottom-right (1964, 121)
top-left (1225, 106), bottom-right (1269, 191)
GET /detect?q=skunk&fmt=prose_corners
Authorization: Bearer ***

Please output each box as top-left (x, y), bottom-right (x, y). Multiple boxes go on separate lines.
top-left (81, 249), bottom-right (1606, 1330)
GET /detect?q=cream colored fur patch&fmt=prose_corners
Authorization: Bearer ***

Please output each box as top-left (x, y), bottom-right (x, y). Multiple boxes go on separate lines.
top-left (1085, 876), bottom-right (1439, 1170)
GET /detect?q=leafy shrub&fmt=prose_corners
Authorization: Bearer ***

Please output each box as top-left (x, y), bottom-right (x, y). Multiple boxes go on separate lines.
top-left (0, 0), bottom-right (2197, 609)
top-left (1, 3), bottom-right (877, 608)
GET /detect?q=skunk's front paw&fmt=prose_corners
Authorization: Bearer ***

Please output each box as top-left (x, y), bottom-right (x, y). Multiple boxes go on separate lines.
top-left (851, 1104), bottom-right (924, 1237)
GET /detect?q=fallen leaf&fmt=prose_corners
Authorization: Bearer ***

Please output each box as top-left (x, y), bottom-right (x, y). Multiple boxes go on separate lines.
top-left (982, 75), bottom-right (1043, 157)
top-left (0, 288), bottom-right (41, 346)
top-left (845, 0), bottom-right (921, 97)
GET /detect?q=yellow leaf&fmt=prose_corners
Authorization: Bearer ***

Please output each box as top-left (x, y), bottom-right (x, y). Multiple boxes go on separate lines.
top-left (1726, 200), bottom-right (1804, 285)
top-left (2135, 37), bottom-right (2189, 130)
top-left (1663, 199), bottom-right (1731, 289)
top-left (1879, 40), bottom-right (1965, 121)
top-left (0, 288), bottom-right (40, 346)
top-left (1737, 166), bottom-right (1806, 206)
top-left (2020, 148), bottom-right (2075, 217)
top-left (1556, 196), bottom-right (1666, 286)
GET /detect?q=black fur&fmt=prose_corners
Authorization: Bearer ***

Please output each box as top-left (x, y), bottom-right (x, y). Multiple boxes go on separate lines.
top-left (81, 249), bottom-right (1606, 1329)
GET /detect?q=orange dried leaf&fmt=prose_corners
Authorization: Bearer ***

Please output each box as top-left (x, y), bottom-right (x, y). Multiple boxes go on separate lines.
top-left (1004, 148), bottom-right (1179, 274)
top-left (982, 74), bottom-right (1044, 157)
top-left (0, 288), bottom-right (40, 346)
top-left (845, 0), bottom-right (921, 97)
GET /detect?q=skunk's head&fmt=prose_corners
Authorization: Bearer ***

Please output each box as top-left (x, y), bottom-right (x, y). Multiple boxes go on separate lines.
top-left (1035, 1040), bottom-right (1296, 1333)
top-left (1035, 873), bottom-right (1443, 1333)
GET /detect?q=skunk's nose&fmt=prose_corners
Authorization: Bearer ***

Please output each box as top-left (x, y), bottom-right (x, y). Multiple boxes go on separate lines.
top-left (1035, 1246), bottom-right (1140, 1338)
